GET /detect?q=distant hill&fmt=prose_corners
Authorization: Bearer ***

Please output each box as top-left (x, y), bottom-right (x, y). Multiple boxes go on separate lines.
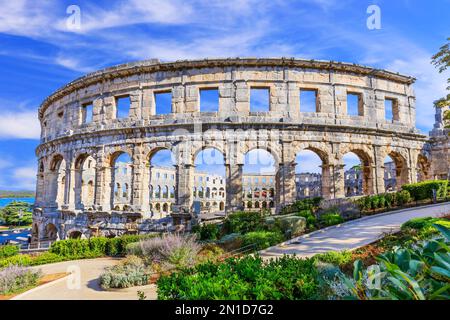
top-left (0, 190), bottom-right (35, 198)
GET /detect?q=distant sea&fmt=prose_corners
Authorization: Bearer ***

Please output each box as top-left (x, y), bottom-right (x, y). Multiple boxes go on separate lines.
top-left (0, 197), bottom-right (35, 208)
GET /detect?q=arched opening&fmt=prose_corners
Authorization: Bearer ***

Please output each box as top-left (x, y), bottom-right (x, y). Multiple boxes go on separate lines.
top-left (44, 223), bottom-right (58, 241)
top-left (386, 152), bottom-right (409, 190)
top-left (417, 154), bottom-right (431, 182)
top-left (193, 147), bottom-right (226, 214)
top-left (112, 152), bottom-right (132, 209)
top-left (242, 149), bottom-right (276, 211)
top-left (74, 154), bottom-right (96, 210)
top-left (68, 230), bottom-right (82, 239)
top-left (219, 201), bottom-right (225, 211)
top-left (49, 155), bottom-right (66, 208)
top-left (383, 155), bottom-right (396, 192)
top-left (295, 150), bottom-right (324, 199)
top-left (148, 149), bottom-right (175, 218)
top-left (342, 151), bottom-right (373, 196)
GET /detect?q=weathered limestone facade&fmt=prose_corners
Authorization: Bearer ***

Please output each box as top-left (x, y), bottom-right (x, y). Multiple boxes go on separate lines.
top-left (33, 58), bottom-right (434, 241)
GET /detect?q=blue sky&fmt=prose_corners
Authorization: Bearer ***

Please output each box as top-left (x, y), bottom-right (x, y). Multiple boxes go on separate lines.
top-left (0, 0), bottom-right (448, 190)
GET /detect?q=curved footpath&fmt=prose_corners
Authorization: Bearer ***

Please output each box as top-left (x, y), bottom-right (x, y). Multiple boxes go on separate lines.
top-left (12, 257), bottom-right (157, 300)
top-left (260, 202), bottom-right (450, 260)
top-left (13, 202), bottom-right (450, 300)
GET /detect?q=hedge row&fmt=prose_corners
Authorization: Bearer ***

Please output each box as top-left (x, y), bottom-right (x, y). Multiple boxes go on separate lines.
top-left (0, 233), bottom-right (159, 269)
top-left (401, 180), bottom-right (448, 201)
top-left (49, 234), bottom-right (159, 258)
top-left (0, 245), bottom-right (19, 259)
top-left (356, 190), bottom-right (411, 212)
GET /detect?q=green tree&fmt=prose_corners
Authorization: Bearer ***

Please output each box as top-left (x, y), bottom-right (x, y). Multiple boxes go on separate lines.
top-left (431, 37), bottom-right (450, 128)
top-left (0, 202), bottom-right (33, 227)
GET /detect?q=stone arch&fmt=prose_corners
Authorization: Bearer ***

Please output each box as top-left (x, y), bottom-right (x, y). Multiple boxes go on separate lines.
top-left (384, 151), bottom-right (409, 191)
top-left (44, 223), bottom-right (58, 241)
top-left (146, 147), bottom-right (175, 214)
top-left (109, 151), bottom-right (133, 209)
top-left (67, 230), bottom-right (83, 239)
top-left (293, 145), bottom-right (330, 200)
top-left (339, 146), bottom-right (375, 196)
top-left (73, 153), bottom-right (96, 210)
top-left (48, 154), bottom-right (66, 208)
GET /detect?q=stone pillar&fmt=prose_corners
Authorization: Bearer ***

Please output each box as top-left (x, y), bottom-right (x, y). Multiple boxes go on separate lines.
top-left (276, 161), bottom-right (296, 210)
top-left (333, 162), bottom-right (346, 199)
top-left (62, 160), bottom-right (72, 209)
top-left (320, 164), bottom-right (334, 199)
top-left (131, 146), bottom-right (146, 215)
top-left (225, 163), bottom-right (244, 212)
top-left (94, 156), bottom-right (112, 211)
top-left (174, 164), bottom-right (194, 213)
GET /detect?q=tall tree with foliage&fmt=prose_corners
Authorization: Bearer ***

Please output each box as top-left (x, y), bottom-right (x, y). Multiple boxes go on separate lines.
top-left (431, 37), bottom-right (450, 128)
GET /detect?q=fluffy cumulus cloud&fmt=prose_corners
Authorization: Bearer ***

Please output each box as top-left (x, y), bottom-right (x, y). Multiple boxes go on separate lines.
top-left (0, 111), bottom-right (40, 139)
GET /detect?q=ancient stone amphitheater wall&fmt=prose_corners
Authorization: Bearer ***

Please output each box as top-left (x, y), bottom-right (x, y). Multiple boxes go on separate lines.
top-left (33, 58), bottom-right (431, 240)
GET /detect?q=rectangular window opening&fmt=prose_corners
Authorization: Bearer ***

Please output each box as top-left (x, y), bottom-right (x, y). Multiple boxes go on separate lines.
top-left (82, 103), bottom-right (93, 124)
top-left (250, 88), bottom-right (270, 112)
top-left (200, 88), bottom-right (219, 112)
top-left (300, 89), bottom-right (318, 113)
top-left (347, 93), bottom-right (363, 116)
top-left (154, 91), bottom-right (172, 115)
top-left (385, 98), bottom-right (399, 121)
top-left (116, 96), bottom-right (130, 119)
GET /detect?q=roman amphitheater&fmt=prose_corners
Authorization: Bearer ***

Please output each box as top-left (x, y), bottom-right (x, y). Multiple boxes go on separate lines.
top-left (32, 58), bottom-right (449, 241)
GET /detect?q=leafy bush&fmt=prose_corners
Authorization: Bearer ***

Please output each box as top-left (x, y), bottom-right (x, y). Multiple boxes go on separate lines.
top-left (396, 190), bottom-right (411, 206)
top-left (242, 231), bottom-right (284, 250)
top-left (0, 265), bottom-right (41, 294)
top-left (0, 254), bottom-right (33, 268)
top-left (280, 198), bottom-right (322, 215)
top-left (192, 223), bottom-right (220, 241)
top-left (223, 211), bottom-right (266, 234)
top-left (139, 233), bottom-right (201, 270)
top-left (275, 215), bottom-right (306, 237)
top-left (100, 255), bottom-right (150, 289)
top-left (157, 255), bottom-right (321, 300)
top-left (402, 180), bottom-right (448, 201)
top-left (49, 234), bottom-right (159, 259)
top-left (296, 209), bottom-right (317, 230)
top-left (314, 250), bottom-right (353, 266)
top-left (216, 233), bottom-right (243, 251)
top-left (0, 245), bottom-right (19, 259)
top-left (319, 209), bottom-right (344, 227)
top-left (331, 224), bottom-right (450, 300)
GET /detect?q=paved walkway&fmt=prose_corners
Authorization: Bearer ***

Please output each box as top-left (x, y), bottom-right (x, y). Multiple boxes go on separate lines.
top-left (13, 257), bottom-right (157, 300)
top-left (260, 202), bottom-right (450, 260)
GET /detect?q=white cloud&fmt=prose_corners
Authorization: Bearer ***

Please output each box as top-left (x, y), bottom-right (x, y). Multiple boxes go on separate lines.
top-left (11, 166), bottom-right (37, 190)
top-left (0, 111), bottom-right (40, 139)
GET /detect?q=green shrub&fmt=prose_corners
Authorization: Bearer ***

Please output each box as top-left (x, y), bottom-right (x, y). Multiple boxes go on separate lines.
top-left (280, 198), bottom-right (322, 215)
top-left (396, 190), bottom-right (411, 206)
top-left (192, 223), bottom-right (220, 241)
top-left (223, 211), bottom-right (265, 234)
top-left (402, 180), bottom-right (448, 201)
top-left (0, 265), bottom-right (41, 295)
top-left (296, 209), bottom-right (317, 230)
top-left (242, 231), bottom-right (284, 250)
top-left (100, 255), bottom-right (150, 289)
top-left (401, 217), bottom-right (437, 231)
top-left (30, 252), bottom-right (65, 266)
top-left (0, 253), bottom-right (33, 268)
top-left (319, 212), bottom-right (344, 227)
top-left (335, 224), bottom-right (450, 300)
top-left (0, 245), bottom-right (19, 259)
top-left (314, 250), bottom-right (353, 266)
top-left (275, 215), bottom-right (306, 237)
top-left (157, 255), bottom-right (321, 300)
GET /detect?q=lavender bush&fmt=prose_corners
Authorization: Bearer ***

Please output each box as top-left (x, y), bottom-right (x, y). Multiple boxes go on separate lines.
top-left (0, 265), bottom-right (41, 295)
top-left (139, 233), bottom-right (201, 270)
